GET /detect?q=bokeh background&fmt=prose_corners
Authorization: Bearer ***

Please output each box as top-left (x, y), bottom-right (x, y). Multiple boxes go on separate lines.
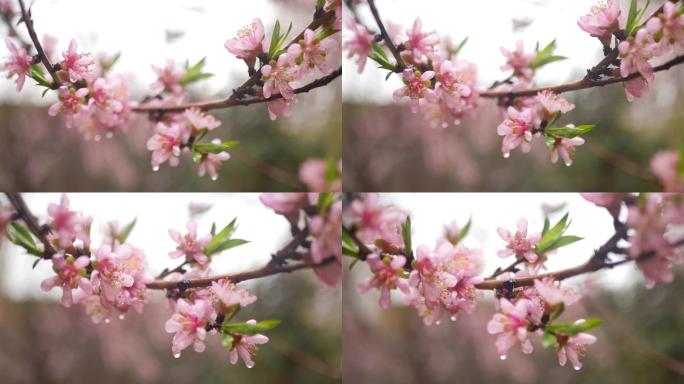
top-left (343, 193), bottom-right (684, 383)
top-left (342, 0), bottom-right (684, 191)
top-left (0, 193), bottom-right (341, 383)
top-left (0, 0), bottom-right (341, 191)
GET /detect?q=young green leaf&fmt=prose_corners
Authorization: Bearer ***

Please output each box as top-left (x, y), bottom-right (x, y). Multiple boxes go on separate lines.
top-left (547, 318), bottom-right (603, 335)
top-left (454, 217), bottom-right (472, 245)
top-left (401, 216), bottom-right (412, 255)
top-left (221, 319), bottom-right (281, 335)
top-left (342, 229), bottom-right (360, 256)
top-left (452, 36), bottom-right (468, 57)
top-left (543, 235), bottom-right (583, 253)
top-left (204, 218), bottom-right (249, 256)
top-left (8, 222), bottom-right (42, 256)
top-left (118, 217), bottom-right (137, 244)
top-left (546, 125), bottom-right (595, 139)
top-left (530, 40), bottom-right (567, 69)
top-left (535, 213), bottom-right (570, 254)
top-left (268, 20), bottom-right (282, 59)
top-left (30, 64), bottom-right (52, 87)
top-left (179, 57), bottom-right (213, 85)
top-left (542, 330), bottom-right (557, 348)
top-left (317, 192), bottom-right (334, 213)
top-left (542, 217), bottom-right (550, 236)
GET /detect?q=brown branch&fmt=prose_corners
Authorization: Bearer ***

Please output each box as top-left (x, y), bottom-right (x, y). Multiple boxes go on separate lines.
top-left (366, 0), bottom-right (405, 71)
top-left (4, 192), bottom-right (56, 257)
top-left (480, 55), bottom-right (684, 99)
top-left (17, 0), bottom-right (60, 87)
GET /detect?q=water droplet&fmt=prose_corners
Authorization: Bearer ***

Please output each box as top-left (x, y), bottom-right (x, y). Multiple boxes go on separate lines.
top-left (500, 355), bottom-right (507, 361)
top-left (565, 162), bottom-right (571, 167)
top-left (246, 364), bottom-right (254, 369)
top-left (94, 135), bottom-right (101, 142)
top-left (573, 365), bottom-right (580, 371)
top-left (211, 175), bottom-right (218, 181)
top-left (152, 166), bottom-right (160, 172)
top-left (435, 320), bottom-right (441, 325)
top-left (104, 318), bottom-right (111, 324)
top-left (105, 132), bottom-right (113, 139)
top-left (119, 314), bottom-right (125, 320)
top-left (441, 122), bottom-right (448, 129)
top-left (450, 315), bottom-right (457, 321)
top-left (173, 353), bottom-right (181, 359)
top-left (503, 152), bottom-right (510, 159)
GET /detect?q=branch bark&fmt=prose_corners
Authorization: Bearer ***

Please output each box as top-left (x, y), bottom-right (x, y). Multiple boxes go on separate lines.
top-left (366, 0), bottom-right (405, 71)
top-left (17, 0), bottom-right (60, 87)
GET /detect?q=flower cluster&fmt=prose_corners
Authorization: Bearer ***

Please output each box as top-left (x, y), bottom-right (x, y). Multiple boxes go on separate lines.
top-left (651, 150), bottom-right (684, 192)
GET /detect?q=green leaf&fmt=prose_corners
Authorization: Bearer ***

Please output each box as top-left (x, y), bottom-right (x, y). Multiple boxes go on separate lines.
top-left (547, 318), bottom-right (603, 335)
top-left (453, 36), bottom-right (468, 57)
top-left (401, 216), bottom-right (412, 255)
top-left (179, 57), bottom-right (214, 85)
top-left (454, 217), bottom-right (472, 245)
top-left (546, 125), bottom-right (595, 139)
top-left (530, 40), bottom-right (567, 69)
top-left (542, 217), bottom-right (550, 236)
top-left (550, 302), bottom-right (565, 322)
top-left (221, 332), bottom-right (234, 347)
top-left (342, 229), bottom-right (359, 256)
top-left (544, 235), bottom-right (583, 253)
top-left (210, 222), bottom-right (217, 236)
top-left (326, 158), bottom-right (341, 184)
top-left (118, 217), bottom-right (137, 244)
top-left (316, 192), bottom-right (334, 213)
top-left (316, 0), bottom-right (325, 9)
top-left (221, 319), bottom-right (281, 335)
top-left (535, 213), bottom-right (569, 254)
top-left (204, 218), bottom-right (249, 256)
top-left (8, 222), bottom-right (42, 256)
top-left (369, 43), bottom-right (396, 71)
top-left (268, 20), bottom-right (282, 59)
top-left (542, 330), bottom-right (557, 348)
top-left (102, 52), bottom-right (121, 72)
top-left (30, 64), bottom-right (52, 87)
top-left (192, 141), bottom-right (239, 162)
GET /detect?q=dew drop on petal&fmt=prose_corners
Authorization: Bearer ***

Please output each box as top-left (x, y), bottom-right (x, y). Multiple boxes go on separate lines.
top-left (152, 166), bottom-right (160, 172)
top-left (503, 152), bottom-right (510, 159)
top-left (173, 353), bottom-right (181, 359)
top-left (105, 132), bottom-right (113, 139)
top-left (573, 365), bottom-right (580, 371)
top-left (435, 320), bottom-right (441, 325)
top-left (119, 314), bottom-right (125, 320)
top-left (104, 318), bottom-right (111, 324)
top-left (247, 364), bottom-right (254, 369)
top-left (500, 355), bottom-right (507, 360)
top-left (94, 135), bottom-right (101, 142)
top-left (450, 315), bottom-right (457, 321)
top-left (211, 175), bottom-right (218, 181)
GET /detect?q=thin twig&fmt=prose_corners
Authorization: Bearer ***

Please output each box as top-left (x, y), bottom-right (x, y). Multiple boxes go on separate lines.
top-left (366, 0), bottom-right (405, 71)
top-left (17, 0), bottom-right (60, 87)
top-left (5, 192), bottom-right (56, 257)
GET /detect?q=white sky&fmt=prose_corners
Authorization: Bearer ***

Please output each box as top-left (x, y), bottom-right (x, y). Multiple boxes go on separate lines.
top-left (0, 193), bottom-right (295, 301)
top-left (0, 0), bottom-right (294, 104)
top-left (378, 193), bottom-right (642, 290)
top-left (343, 0), bottom-right (641, 103)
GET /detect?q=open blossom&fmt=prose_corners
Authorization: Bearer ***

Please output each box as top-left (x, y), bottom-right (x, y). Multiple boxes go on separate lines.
top-left (358, 254), bottom-right (410, 309)
top-left (497, 218), bottom-right (540, 263)
top-left (261, 51), bottom-right (298, 100)
top-left (197, 150), bottom-right (231, 181)
top-left (650, 150), bottom-right (683, 192)
top-left (227, 319), bottom-right (270, 368)
top-left (2, 38), bottom-right (32, 91)
top-left (40, 253), bottom-right (92, 307)
top-left (577, 0), bottom-right (621, 44)
top-left (48, 86), bottom-right (89, 118)
top-left (623, 76), bottom-right (650, 101)
top-left (83, 76), bottom-right (134, 138)
top-left (536, 90), bottom-right (575, 117)
top-left (551, 135), bottom-right (585, 167)
top-left (185, 108), bottom-right (221, 131)
top-left (266, 98), bottom-right (292, 120)
top-left (225, 18), bottom-right (265, 60)
top-left (165, 298), bottom-right (216, 357)
top-left (211, 279), bottom-right (256, 308)
top-left (618, 29), bottom-right (656, 81)
top-left (348, 193), bottom-right (407, 248)
top-left (295, 29), bottom-right (339, 75)
top-left (309, 200), bottom-right (343, 287)
top-left (59, 39), bottom-right (94, 82)
top-left (487, 298), bottom-right (535, 357)
top-left (497, 107), bottom-right (538, 158)
top-left (259, 193), bottom-right (307, 220)
top-left (344, 19), bottom-right (374, 73)
top-left (47, 194), bottom-right (91, 248)
top-left (557, 321), bottom-right (597, 370)
top-left (646, 2), bottom-right (684, 53)
top-left (393, 68), bottom-right (435, 113)
top-left (299, 158), bottom-right (341, 192)
top-left (500, 40), bottom-right (535, 79)
top-left (168, 220), bottom-right (212, 265)
top-left (403, 18), bottom-right (438, 64)
top-left (534, 278), bottom-right (580, 307)
top-left (0, 204), bottom-right (12, 236)
top-left (151, 59), bottom-right (186, 95)
top-left (146, 122), bottom-right (185, 170)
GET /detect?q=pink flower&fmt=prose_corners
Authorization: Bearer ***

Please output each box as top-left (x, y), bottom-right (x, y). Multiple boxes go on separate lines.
top-left (309, 200), bottom-right (343, 287)
top-left (646, 2), bottom-right (684, 54)
top-left (59, 39), bottom-right (93, 82)
top-left (299, 159), bottom-right (336, 192)
top-left (84, 76), bottom-right (134, 138)
top-left (0, 0), bottom-right (15, 18)
top-left (146, 122), bottom-right (185, 170)
top-left (225, 18), bottom-right (265, 60)
top-left (348, 193), bottom-right (407, 248)
top-left (0, 204), bottom-right (12, 236)
top-left (47, 194), bottom-right (92, 248)
top-left (259, 193), bottom-right (307, 220)
top-left (581, 193), bottom-right (624, 217)
top-left (295, 29), bottom-right (339, 75)
top-left (536, 90), bottom-right (575, 117)
top-left (261, 52), bottom-right (297, 100)
top-left (40, 252), bottom-right (92, 307)
top-left (497, 106), bottom-right (538, 158)
top-left (623, 76), bottom-right (650, 101)
top-left (197, 150), bottom-right (231, 181)
top-left (497, 218), bottom-right (540, 263)
top-left (618, 29), bottom-right (656, 81)
top-left (557, 322), bottom-right (597, 370)
top-left (168, 221), bottom-right (212, 265)
top-left (650, 151), bottom-right (683, 192)
top-left (403, 18), bottom-right (439, 64)
top-left (227, 319), bottom-right (270, 368)
top-left (164, 298), bottom-right (216, 357)
top-left (2, 38), bottom-right (32, 91)
top-left (486, 298), bottom-right (535, 358)
top-left (533, 278), bottom-right (580, 307)
top-left (343, 19), bottom-right (374, 73)
top-left (185, 108), bottom-right (221, 131)
top-left (500, 40), bottom-right (535, 79)
top-left (393, 68), bottom-right (435, 113)
top-left (266, 99), bottom-right (292, 120)
top-left (358, 254), bottom-right (410, 309)
top-left (577, 0), bottom-right (621, 44)
top-left (151, 59), bottom-right (186, 95)
top-left (550, 135), bottom-right (585, 166)
top-left (48, 86), bottom-right (89, 118)
top-left (211, 279), bottom-right (256, 308)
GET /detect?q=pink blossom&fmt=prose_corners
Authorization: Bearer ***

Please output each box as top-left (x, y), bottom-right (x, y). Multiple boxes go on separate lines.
top-left (151, 59), bottom-right (186, 95)
top-left (2, 38), bottom-right (32, 91)
top-left (185, 108), bottom-right (221, 131)
top-left (227, 319), bottom-right (270, 368)
top-left (581, 193), bottom-right (624, 216)
top-left (348, 193), bottom-right (407, 249)
top-left (623, 76), bottom-right (650, 101)
top-left (259, 193), bottom-right (307, 220)
top-left (536, 90), bottom-right (575, 117)
top-left (309, 200), bottom-right (343, 287)
top-left (618, 29), bottom-right (656, 81)
top-left (211, 279), bottom-right (256, 308)
top-left (59, 39), bottom-right (93, 82)
top-left (40, 252), bottom-right (92, 307)
top-left (84, 76), bottom-right (134, 138)
top-left (577, 0), bottom-right (621, 44)
top-left (487, 298), bottom-right (535, 357)
top-left (497, 107), bottom-right (538, 158)
top-left (497, 218), bottom-right (540, 263)
top-left (646, 2), bottom-right (684, 54)
top-left (146, 122), bottom-right (185, 170)
top-left (47, 194), bottom-right (92, 248)
top-left (500, 40), bottom-right (535, 79)
top-left (433, 59), bottom-right (479, 122)
top-left (299, 159), bottom-right (338, 192)
top-left (266, 98), bottom-right (292, 120)
top-left (48, 86), bottom-right (89, 119)
top-left (393, 68), bottom-right (435, 113)
top-left (533, 278), bottom-right (580, 307)
top-left (550, 135), bottom-right (585, 167)
top-left (403, 18), bottom-right (439, 64)
top-left (164, 298), bottom-right (216, 357)
top-left (225, 18), bottom-right (265, 60)
top-left (0, 204), bottom-right (12, 236)
top-left (168, 221), bottom-right (212, 265)
top-left (557, 322), bottom-right (597, 370)
top-left (650, 151), bottom-right (683, 192)
top-left (197, 149), bottom-right (231, 181)
top-left (261, 52), bottom-right (297, 100)
top-left (295, 29), bottom-right (339, 75)
top-left (0, 0), bottom-right (15, 18)
top-left (343, 19), bottom-right (374, 73)
top-left (358, 254), bottom-right (410, 309)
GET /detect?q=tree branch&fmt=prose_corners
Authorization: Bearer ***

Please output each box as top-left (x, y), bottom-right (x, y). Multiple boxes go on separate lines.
top-left (4, 192), bottom-right (56, 257)
top-left (17, 0), bottom-right (60, 87)
top-left (366, 0), bottom-right (405, 71)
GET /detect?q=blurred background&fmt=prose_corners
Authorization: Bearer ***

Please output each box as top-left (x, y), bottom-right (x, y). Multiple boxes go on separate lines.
top-left (343, 193), bottom-right (684, 383)
top-left (0, 0), bottom-right (340, 191)
top-left (0, 193), bottom-right (341, 383)
top-left (343, 0), bottom-right (684, 191)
